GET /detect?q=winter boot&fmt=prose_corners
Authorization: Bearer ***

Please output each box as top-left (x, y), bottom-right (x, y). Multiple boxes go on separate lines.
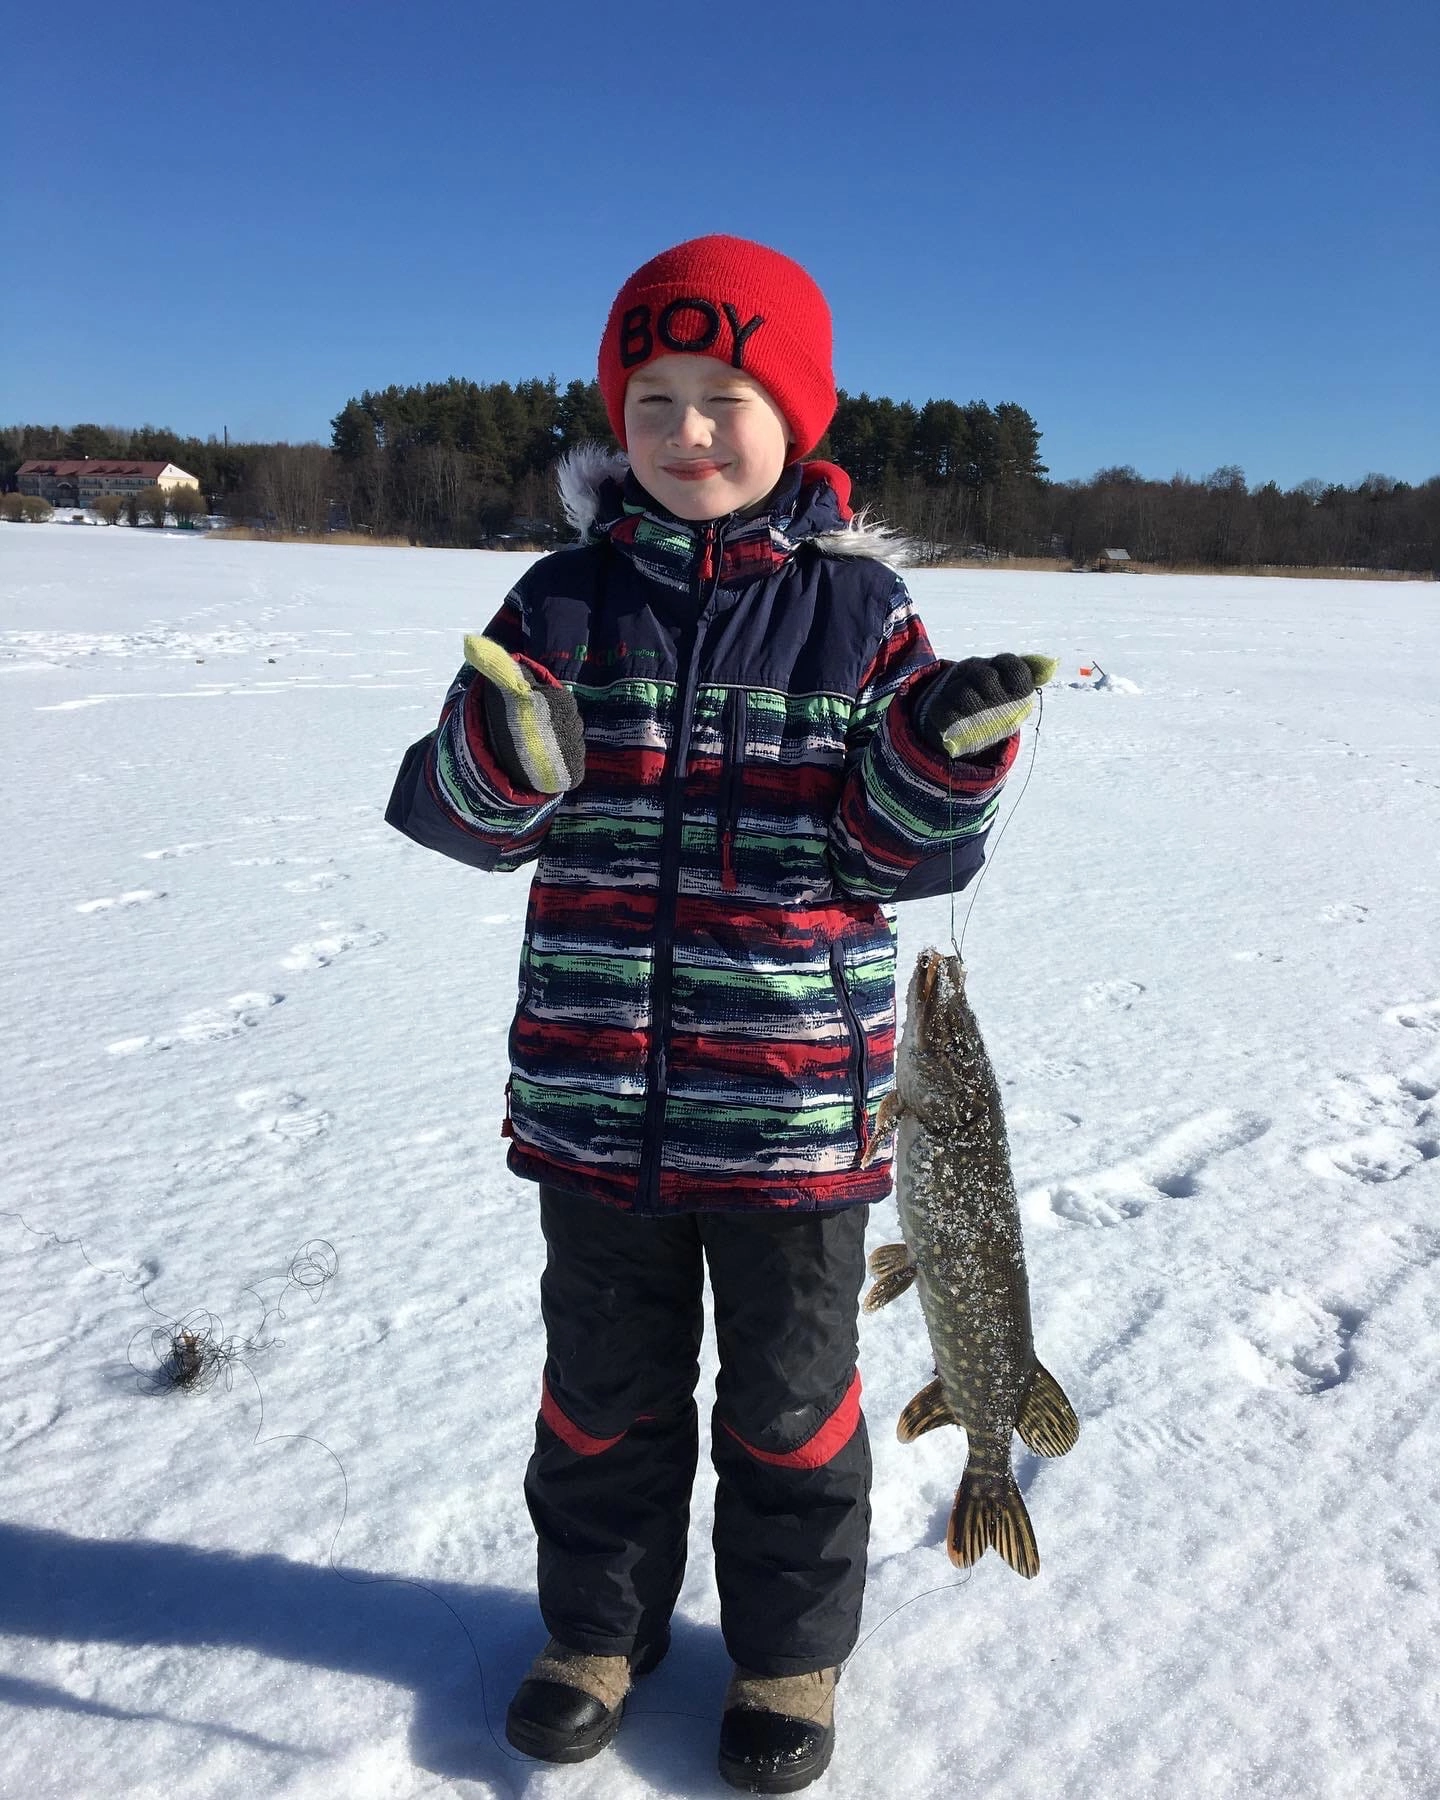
top-left (717, 1665), bottom-right (838, 1793)
top-left (504, 1633), bottom-right (668, 1764)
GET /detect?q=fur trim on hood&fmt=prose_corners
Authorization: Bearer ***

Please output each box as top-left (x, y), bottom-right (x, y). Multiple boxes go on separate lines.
top-left (555, 443), bottom-right (913, 565)
top-left (556, 443), bottom-right (631, 541)
top-left (806, 515), bottom-right (914, 565)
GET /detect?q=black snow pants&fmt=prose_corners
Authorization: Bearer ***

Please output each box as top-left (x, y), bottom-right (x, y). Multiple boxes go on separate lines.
top-left (524, 1186), bottom-right (872, 1677)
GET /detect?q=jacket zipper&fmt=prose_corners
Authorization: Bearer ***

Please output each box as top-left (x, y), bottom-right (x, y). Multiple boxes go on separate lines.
top-left (638, 517), bottom-right (727, 1214)
top-left (719, 686), bottom-right (747, 892)
top-left (830, 941), bottom-right (871, 1164)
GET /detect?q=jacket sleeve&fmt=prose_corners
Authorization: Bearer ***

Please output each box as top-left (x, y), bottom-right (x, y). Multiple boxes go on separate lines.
top-left (828, 573), bottom-right (1018, 902)
top-left (385, 590), bottom-right (567, 873)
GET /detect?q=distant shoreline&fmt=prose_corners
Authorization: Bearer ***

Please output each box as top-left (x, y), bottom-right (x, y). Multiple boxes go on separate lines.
top-left (925, 555), bottom-right (1434, 581)
top-left (10, 518), bottom-right (1433, 580)
top-left (213, 533), bottom-right (1438, 579)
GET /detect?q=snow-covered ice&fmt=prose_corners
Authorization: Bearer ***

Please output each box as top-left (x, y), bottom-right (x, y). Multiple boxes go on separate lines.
top-left (2, 523), bottom-right (1438, 1798)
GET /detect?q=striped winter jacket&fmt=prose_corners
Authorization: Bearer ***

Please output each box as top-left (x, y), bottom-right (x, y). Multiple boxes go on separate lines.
top-left (387, 449), bottom-right (1017, 1214)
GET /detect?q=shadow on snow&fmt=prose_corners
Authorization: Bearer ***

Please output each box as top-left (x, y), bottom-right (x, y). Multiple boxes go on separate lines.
top-left (0, 1520), bottom-right (731, 1790)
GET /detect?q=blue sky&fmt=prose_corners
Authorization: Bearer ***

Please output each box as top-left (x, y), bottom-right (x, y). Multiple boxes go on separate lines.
top-left (3, 0), bottom-right (1435, 487)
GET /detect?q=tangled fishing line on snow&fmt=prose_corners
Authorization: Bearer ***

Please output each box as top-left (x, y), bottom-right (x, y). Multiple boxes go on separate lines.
top-left (128, 1236), bottom-right (339, 1396)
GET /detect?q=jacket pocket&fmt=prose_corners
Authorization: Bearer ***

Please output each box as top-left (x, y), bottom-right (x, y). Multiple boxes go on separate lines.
top-left (717, 687), bottom-right (747, 893)
top-left (830, 942), bottom-right (872, 1164)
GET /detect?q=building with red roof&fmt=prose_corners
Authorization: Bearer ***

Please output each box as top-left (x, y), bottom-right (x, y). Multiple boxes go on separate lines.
top-left (17, 460), bottom-right (201, 506)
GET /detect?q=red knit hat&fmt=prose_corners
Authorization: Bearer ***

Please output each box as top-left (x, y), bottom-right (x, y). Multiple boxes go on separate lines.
top-left (598, 235), bottom-right (836, 458)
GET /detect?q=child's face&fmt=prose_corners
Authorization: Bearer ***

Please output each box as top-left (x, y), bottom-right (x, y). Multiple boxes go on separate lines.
top-left (623, 355), bottom-right (790, 521)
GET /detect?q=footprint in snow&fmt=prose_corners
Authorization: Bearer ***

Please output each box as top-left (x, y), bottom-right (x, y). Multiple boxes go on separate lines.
top-left (1012, 1055), bottom-right (1086, 1083)
top-left (1316, 1070), bottom-right (1416, 1132)
top-left (1108, 1413), bottom-right (1213, 1461)
top-left (1230, 1288), bottom-right (1360, 1395)
top-left (175, 1087), bottom-right (330, 1178)
top-left (175, 992), bottom-right (284, 1045)
top-left (1305, 1013), bottom-right (1440, 1179)
top-left (106, 991), bottom-right (283, 1056)
top-left (76, 889), bottom-right (164, 914)
top-left (1305, 1131), bottom-right (1436, 1185)
top-left (235, 1086), bottom-right (331, 1144)
top-left (231, 855), bottom-right (324, 868)
top-left (1029, 1108), bottom-right (1271, 1228)
top-left (1384, 997), bottom-right (1440, 1035)
top-left (142, 841), bottom-right (209, 861)
top-left (1081, 979), bottom-right (1146, 1012)
top-left (1319, 902), bottom-right (1369, 925)
top-left (1007, 1107), bottom-right (1082, 1135)
top-left (281, 925), bottom-right (386, 971)
top-left (282, 870), bottom-right (349, 894)
top-left (0, 1398), bottom-right (62, 1451)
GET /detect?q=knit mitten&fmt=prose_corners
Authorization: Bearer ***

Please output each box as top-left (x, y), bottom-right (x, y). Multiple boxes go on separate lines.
top-left (913, 652), bottom-right (1057, 758)
top-left (463, 634), bottom-right (585, 794)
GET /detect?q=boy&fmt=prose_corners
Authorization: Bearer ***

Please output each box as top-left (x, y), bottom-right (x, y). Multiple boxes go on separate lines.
top-left (387, 235), bottom-right (1037, 1792)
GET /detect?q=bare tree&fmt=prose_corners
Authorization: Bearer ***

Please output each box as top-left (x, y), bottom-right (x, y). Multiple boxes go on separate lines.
top-left (255, 445), bottom-right (331, 532)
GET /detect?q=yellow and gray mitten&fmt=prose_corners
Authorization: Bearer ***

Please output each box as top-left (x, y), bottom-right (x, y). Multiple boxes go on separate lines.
top-left (463, 634), bottom-right (585, 794)
top-left (913, 652), bottom-right (1058, 758)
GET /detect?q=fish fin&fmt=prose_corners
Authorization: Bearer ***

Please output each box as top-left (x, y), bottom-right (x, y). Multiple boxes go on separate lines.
top-left (862, 1263), bottom-right (918, 1313)
top-left (859, 1090), bottom-right (904, 1168)
top-left (947, 1469), bottom-right (1040, 1579)
top-left (896, 1377), bottom-right (955, 1442)
top-left (1016, 1362), bottom-right (1080, 1458)
top-left (863, 1242), bottom-right (916, 1311)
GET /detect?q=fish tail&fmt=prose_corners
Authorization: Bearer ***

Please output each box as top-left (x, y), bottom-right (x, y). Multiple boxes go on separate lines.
top-left (947, 1467), bottom-right (1040, 1579)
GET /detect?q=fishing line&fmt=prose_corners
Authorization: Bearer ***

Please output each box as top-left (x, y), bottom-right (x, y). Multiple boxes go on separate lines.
top-left (839, 1572), bottom-right (972, 1684)
top-left (1, 1206), bottom-right (153, 1291)
top-left (949, 683), bottom-right (1047, 960)
top-left (223, 1360), bottom-right (526, 1783)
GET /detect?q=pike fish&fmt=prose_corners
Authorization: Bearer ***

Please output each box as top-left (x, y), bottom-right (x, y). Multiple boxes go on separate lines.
top-left (863, 947), bottom-right (1078, 1577)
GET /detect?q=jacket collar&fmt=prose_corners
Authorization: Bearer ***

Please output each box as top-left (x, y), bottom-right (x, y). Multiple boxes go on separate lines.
top-left (555, 443), bottom-right (909, 588)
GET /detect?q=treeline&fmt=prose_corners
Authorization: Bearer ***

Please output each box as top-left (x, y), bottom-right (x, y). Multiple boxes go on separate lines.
top-left (5, 392), bottom-right (1436, 571)
top-left (1024, 464), bottom-right (1440, 573)
top-left (330, 377), bottom-right (612, 540)
top-left (0, 419), bottom-right (334, 531)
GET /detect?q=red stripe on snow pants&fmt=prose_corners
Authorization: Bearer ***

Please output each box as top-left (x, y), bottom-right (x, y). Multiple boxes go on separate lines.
top-left (525, 1185), bottom-right (872, 1676)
